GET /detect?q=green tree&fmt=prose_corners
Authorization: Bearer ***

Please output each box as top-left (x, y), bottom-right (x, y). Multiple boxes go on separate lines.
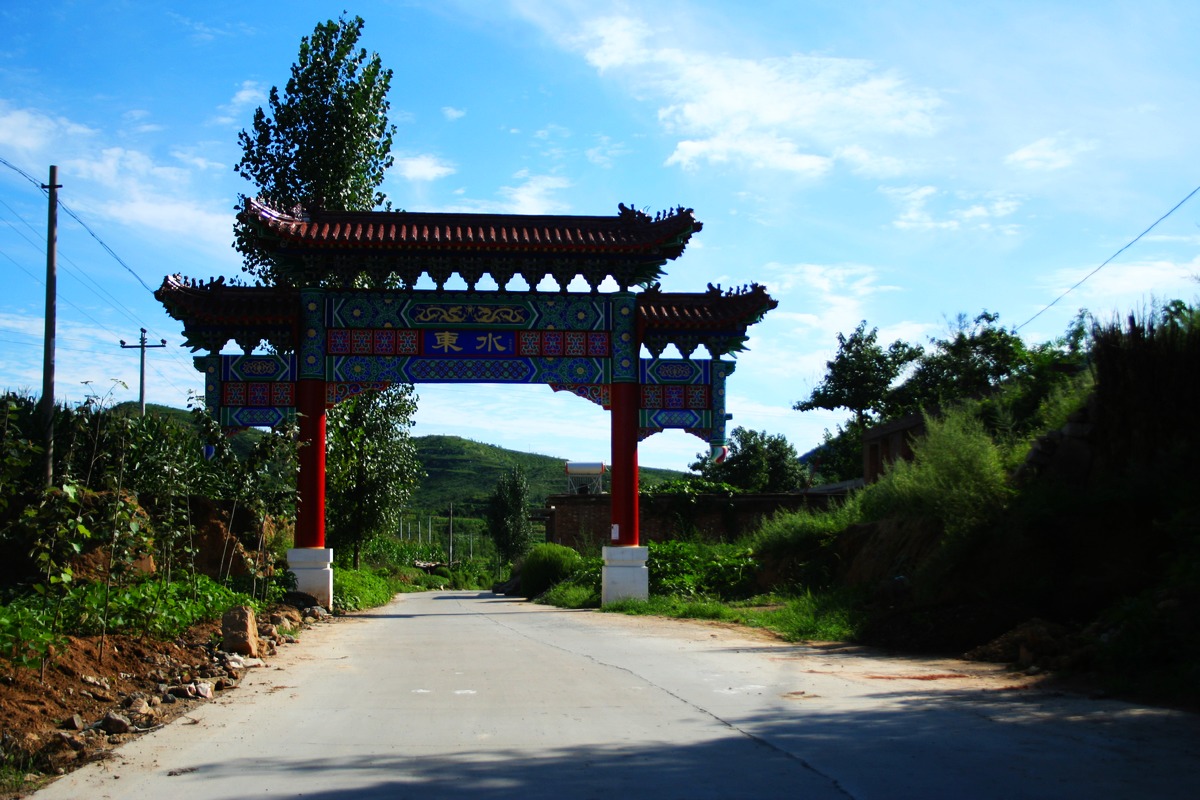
top-left (794, 321), bottom-right (921, 426)
top-left (690, 427), bottom-right (809, 493)
top-left (233, 14), bottom-right (396, 287)
top-left (805, 417), bottom-right (869, 484)
top-left (325, 385), bottom-right (422, 569)
top-left (889, 311), bottom-right (1030, 415)
top-left (232, 15), bottom-right (420, 568)
top-left (486, 467), bottom-right (534, 566)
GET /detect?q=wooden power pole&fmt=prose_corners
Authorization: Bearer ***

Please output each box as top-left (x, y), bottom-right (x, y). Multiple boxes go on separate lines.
top-left (119, 328), bottom-right (167, 415)
top-left (39, 165), bottom-right (60, 488)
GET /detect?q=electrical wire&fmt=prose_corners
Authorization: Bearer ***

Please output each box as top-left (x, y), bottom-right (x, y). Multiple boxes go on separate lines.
top-left (0, 157), bottom-right (198, 377)
top-left (2, 155), bottom-right (156, 293)
top-left (1, 158), bottom-right (196, 399)
top-left (1017, 184), bottom-right (1200, 331)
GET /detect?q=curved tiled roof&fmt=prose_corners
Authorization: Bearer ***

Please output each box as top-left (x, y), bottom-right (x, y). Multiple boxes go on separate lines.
top-left (155, 274), bottom-right (298, 352)
top-left (246, 198), bottom-right (699, 251)
top-left (638, 283), bottom-right (777, 357)
top-left (240, 198), bottom-right (702, 290)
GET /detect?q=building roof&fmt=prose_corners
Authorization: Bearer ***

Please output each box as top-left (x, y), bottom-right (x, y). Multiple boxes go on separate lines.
top-left (638, 283), bottom-right (778, 357)
top-left (240, 198), bottom-right (702, 291)
top-left (155, 274), bottom-right (299, 353)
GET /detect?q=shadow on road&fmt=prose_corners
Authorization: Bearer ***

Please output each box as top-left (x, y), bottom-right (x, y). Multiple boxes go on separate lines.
top-left (149, 692), bottom-right (1200, 800)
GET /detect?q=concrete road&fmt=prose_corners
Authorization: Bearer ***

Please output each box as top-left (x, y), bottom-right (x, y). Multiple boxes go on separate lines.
top-left (34, 591), bottom-right (1200, 799)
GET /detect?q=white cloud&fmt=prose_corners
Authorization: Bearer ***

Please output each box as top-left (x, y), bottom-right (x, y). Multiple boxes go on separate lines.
top-left (1006, 135), bottom-right (1097, 171)
top-left (585, 135), bottom-right (630, 168)
top-left (440, 173), bottom-right (572, 216)
top-left (575, 15), bottom-right (653, 71)
top-left (498, 174), bottom-right (571, 214)
top-left (0, 102), bottom-right (239, 261)
top-left (880, 186), bottom-right (1021, 233)
top-left (168, 13), bottom-right (254, 43)
top-left (667, 134), bottom-right (832, 177)
top-left (210, 81), bottom-right (266, 126)
top-left (442, 106), bottom-right (466, 121)
top-left (834, 145), bottom-right (910, 178)
top-left (1041, 255), bottom-right (1200, 311)
top-left (553, 14), bottom-right (941, 176)
top-left (0, 102), bottom-right (96, 157)
top-left (64, 147), bottom-right (190, 188)
top-left (395, 154), bottom-right (456, 182)
top-left (171, 150), bottom-right (224, 171)
top-left (762, 261), bottom-right (903, 341)
top-left (881, 185), bottom-right (958, 231)
top-left (48, 146), bottom-right (235, 257)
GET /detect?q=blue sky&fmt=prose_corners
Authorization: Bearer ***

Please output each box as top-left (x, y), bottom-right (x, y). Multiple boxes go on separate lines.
top-left (2, 1), bottom-right (1198, 471)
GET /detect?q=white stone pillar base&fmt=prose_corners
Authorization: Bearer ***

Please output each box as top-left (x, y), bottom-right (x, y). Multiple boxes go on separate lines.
top-left (288, 547), bottom-right (334, 610)
top-left (601, 545), bottom-right (648, 605)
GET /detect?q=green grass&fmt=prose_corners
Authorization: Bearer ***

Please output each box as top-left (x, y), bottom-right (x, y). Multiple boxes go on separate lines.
top-left (0, 758), bottom-right (44, 796)
top-left (331, 567), bottom-right (407, 612)
top-left (537, 582), bottom-right (599, 609)
top-left (602, 590), bottom-right (861, 642)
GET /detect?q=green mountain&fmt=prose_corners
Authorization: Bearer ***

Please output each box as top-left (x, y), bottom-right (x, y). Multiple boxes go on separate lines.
top-left (410, 434), bottom-right (686, 516)
top-left (132, 406), bottom-right (686, 516)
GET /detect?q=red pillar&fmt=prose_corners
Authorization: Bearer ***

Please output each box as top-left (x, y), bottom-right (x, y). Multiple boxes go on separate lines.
top-left (295, 379), bottom-right (326, 549)
top-left (610, 381), bottom-right (640, 546)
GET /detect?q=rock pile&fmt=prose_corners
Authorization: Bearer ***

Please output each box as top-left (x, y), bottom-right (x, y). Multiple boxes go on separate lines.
top-left (30, 601), bottom-right (332, 775)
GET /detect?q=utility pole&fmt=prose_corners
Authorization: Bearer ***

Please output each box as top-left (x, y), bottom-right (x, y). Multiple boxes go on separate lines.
top-left (119, 328), bottom-right (167, 416)
top-left (38, 165), bottom-right (60, 488)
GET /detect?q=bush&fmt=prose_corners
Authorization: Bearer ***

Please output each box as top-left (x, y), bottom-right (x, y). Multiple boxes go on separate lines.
top-left (1, 575), bottom-right (255, 670)
top-left (858, 409), bottom-right (1010, 538)
top-left (520, 543), bottom-right (583, 598)
top-left (646, 540), bottom-right (759, 600)
top-left (751, 502), bottom-right (863, 590)
top-left (359, 535), bottom-right (445, 568)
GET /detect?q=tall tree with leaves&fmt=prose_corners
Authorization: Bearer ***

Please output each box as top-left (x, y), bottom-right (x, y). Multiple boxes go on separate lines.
top-left (794, 321), bottom-right (921, 427)
top-left (232, 16), bottom-right (419, 564)
top-left (486, 467), bottom-right (533, 567)
top-left (325, 384), bottom-right (421, 569)
top-left (233, 14), bottom-right (396, 287)
top-left (690, 427), bottom-right (809, 493)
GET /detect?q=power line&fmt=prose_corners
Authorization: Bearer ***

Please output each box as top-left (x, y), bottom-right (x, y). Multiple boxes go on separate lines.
top-left (55, 201), bottom-right (157, 293)
top-left (1017, 184), bottom-right (1200, 331)
top-left (0, 156), bottom-right (42, 188)
top-left (1, 156), bottom-right (156, 293)
top-left (1, 158), bottom-right (198, 377)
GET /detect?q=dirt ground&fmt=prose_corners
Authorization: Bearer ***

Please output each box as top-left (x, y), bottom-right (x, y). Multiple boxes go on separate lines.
top-left (0, 610), bottom-right (326, 798)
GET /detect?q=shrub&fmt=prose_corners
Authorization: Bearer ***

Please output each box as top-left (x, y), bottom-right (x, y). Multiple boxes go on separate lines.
top-left (536, 555), bottom-right (601, 608)
top-left (751, 502), bottom-right (863, 590)
top-left (858, 409), bottom-right (1010, 538)
top-left (520, 543), bottom-right (583, 598)
top-left (645, 540), bottom-right (759, 600)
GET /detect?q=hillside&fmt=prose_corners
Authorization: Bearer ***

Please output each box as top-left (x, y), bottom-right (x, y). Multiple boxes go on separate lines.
top-left (411, 434), bottom-right (685, 516)
top-left (132, 405), bottom-right (685, 515)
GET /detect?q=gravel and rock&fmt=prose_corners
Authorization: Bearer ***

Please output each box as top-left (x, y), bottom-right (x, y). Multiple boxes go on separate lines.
top-left (0, 601), bottom-right (332, 796)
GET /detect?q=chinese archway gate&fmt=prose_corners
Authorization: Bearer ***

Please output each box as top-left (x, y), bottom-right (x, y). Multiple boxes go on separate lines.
top-left (156, 199), bottom-right (776, 607)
